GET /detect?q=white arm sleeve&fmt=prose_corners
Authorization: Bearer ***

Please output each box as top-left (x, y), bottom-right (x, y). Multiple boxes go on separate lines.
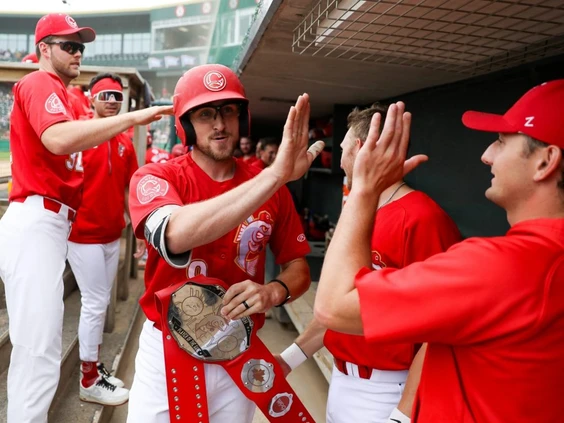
top-left (144, 205), bottom-right (191, 269)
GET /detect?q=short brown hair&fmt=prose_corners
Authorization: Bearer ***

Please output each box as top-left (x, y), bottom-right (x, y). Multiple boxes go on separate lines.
top-left (257, 137), bottom-right (279, 150)
top-left (347, 103), bottom-right (388, 141)
top-left (524, 135), bottom-right (564, 191)
top-left (35, 35), bottom-right (54, 59)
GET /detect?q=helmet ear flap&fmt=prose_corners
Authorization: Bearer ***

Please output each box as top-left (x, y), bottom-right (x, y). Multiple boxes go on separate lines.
top-left (239, 103), bottom-right (251, 138)
top-left (179, 112), bottom-right (197, 146)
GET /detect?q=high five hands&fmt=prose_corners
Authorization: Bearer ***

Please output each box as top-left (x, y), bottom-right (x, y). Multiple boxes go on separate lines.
top-left (269, 94), bottom-right (325, 183)
top-left (352, 101), bottom-right (428, 196)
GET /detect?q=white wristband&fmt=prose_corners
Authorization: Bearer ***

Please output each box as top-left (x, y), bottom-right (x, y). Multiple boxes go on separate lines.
top-left (387, 407), bottom-right (410, 423)
top-left (280, 343), bottom-right (308, 370)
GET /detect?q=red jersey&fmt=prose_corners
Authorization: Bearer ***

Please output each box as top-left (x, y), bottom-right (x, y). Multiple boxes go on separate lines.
top-left (129, 152), bottom-right (310, 326)
top-left (242, 156), bottom-right (258, 165)
top-left (356, 218), bottom-right (564, 422)
top-left (252, 160), bottom-right (267, 170)
top-left (324, 191), bottom-right (461, 370)
top-left (145, 147), bottom-right (171, 164)
top-left (9, 71), bottom-right (82, 209)
top-left (69, 133), bottom-right (138, 244)
top-left (67, 86), bottom-right (91, 119)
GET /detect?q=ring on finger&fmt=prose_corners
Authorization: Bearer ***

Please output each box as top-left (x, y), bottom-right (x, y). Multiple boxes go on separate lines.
top-left (242, 300), bottom-right (251, 310)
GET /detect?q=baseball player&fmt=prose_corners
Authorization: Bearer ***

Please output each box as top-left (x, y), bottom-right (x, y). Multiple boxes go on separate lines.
top-left (253, 137), bottom-right (279, 170)
top-left (315, 82), bottom-right (564, 422)
top-left (170, 143), bottom-right (187, 158)
top-left (67, 72), bottom-right (146, 406)
top-left (126, 64), bottom-right (324, 423)
top-left (0, 13), bottom-right (171, 423)
top-left (145, 133), bottom-right (172, 164)
top-left (277, 104), bottom-right (461, 423)
top-left (239, 136), bottom-right (257, 163)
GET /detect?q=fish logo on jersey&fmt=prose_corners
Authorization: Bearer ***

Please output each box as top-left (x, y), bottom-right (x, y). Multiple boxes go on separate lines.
top-left (234, 211), bottom-right (273, 276)
top-left (136, 175), bottom-right (169, 204)
top-left (45, 93), bottom-right (67, 115)
top-left (372, 250), bottom-right (387, 270)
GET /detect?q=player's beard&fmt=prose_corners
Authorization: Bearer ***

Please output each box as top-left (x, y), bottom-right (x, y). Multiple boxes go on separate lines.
top-left (199, 133), bottom-right (235, 162)
top-left (52, 54), bottom-right (80, 81)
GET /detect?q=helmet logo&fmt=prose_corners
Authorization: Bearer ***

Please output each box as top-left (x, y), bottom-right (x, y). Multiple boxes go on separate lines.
top-left (65, 15), bottom-right (78, 29)
top-left (203, 71), bottom-right (226, 92)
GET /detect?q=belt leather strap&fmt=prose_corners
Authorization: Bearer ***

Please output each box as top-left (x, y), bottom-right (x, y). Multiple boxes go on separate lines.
top-left (155, 279), bottom-right (316, 423)
top-left (12, 196), bottom-right (76, 221)
top-left (334, 357), bottom-right (373, 379)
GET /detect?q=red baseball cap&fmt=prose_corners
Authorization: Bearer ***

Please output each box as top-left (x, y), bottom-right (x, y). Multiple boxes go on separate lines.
top-left (21, 53), bottom-right (38, 63)
top-left (462, 79), bottom-right (564, 149)
top-left (35, 13), bottom-right (96, 45)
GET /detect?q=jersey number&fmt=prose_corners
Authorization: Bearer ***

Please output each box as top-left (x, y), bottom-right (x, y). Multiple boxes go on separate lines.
top-left (66, 152), bottom-right (84, 172)
top-left (187, 260), bottom-right (208, 278)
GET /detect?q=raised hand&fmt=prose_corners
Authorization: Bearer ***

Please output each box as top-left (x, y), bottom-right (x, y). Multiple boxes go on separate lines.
top-left (132, 105), bottom-right (174, 126)
top-left (351, 102), bottom-right (427, 196)
top-left (269, 94), bottom-right (325, 183)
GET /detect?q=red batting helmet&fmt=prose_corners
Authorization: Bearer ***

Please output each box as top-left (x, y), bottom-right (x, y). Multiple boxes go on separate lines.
top-left (173, 64), bottom-right (250, 146)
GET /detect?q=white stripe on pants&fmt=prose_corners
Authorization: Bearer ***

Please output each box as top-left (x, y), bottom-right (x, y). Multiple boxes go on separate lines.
top-left (326, 364), bottom-right (406, 423)
top-left (0, 200), bottom-right (71, 423)
top-left (67, 239), bottom-right (121, 362)
top-left (127, 320), bottom-right (256, 423)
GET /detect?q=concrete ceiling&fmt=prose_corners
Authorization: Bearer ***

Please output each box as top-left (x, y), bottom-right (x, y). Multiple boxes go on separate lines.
top-left (238, 0), bottom-right (564, 123)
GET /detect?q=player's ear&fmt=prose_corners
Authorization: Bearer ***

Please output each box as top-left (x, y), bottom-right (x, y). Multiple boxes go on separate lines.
top-left (533, 145), bottom-right (562, 182)
top-left (356, 138), bottom-right (364, 150)
top-left (38, 42), bottom-right (50, 60)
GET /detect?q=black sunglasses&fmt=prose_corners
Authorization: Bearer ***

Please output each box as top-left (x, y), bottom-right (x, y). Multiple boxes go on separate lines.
top-left (45, 41), bottom-right (85, 55)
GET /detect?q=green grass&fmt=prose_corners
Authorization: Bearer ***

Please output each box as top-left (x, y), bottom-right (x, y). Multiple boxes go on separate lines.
top-left (0, 152), bottom-right (10, 160)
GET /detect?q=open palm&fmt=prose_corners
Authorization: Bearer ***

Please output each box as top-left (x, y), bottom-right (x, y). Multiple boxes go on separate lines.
top-left (352, 102), bottom-right (428, 195)
top-left (270, 94), bottom-right (325, 183)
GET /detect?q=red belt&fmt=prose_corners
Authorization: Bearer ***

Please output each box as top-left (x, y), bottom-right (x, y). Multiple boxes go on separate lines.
top-left (13, 196), bottom-right (76, 221)
top-left (155, 277), bottom-right (316, 423)
top-left (334, 357), bottom-right (374, 380)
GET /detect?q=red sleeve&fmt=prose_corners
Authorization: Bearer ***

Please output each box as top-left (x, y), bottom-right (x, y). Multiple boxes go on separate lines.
top-left (402, 207), bottom-right (461, 266)
top-left (67, 89), bottom-right (90, 119)
top-left (129, 164), bottom-right (184, 238)
top-left (356, 237), bottom-right (535, 346)
top-left (252, 160), bottom-right (266, 170)
top-left (269, 185), bottom-right (310, 264)
top-left (123, 136), bottom-right (139, 185)
top-left (17, 73), bottom-right (72, 137)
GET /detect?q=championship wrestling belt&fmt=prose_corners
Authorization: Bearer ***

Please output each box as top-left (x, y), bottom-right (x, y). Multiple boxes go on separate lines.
top-left (154, 276), bottom-right (316, 423)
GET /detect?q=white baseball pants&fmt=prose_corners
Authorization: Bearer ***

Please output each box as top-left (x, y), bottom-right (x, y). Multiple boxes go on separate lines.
top-left (127, 319), bottom-right (256, 423)
top-left (67, 239), bottom-right (121, 362)
top-left (0, 197), bottom-right (72, 423)
top-left (326, 364), bottom-right (407, 423)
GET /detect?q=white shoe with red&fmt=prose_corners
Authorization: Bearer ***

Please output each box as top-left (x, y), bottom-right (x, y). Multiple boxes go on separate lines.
top-left (97, 362), bottom-right (125, 388)
top-left (79, 376), bottom-right (129, 406)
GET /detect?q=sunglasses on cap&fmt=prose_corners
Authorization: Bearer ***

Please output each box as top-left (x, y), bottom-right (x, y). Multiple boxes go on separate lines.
top-left (45, 40), bottom-right (85, 55)
top-left (93, 90), bottom-right (124, 103)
